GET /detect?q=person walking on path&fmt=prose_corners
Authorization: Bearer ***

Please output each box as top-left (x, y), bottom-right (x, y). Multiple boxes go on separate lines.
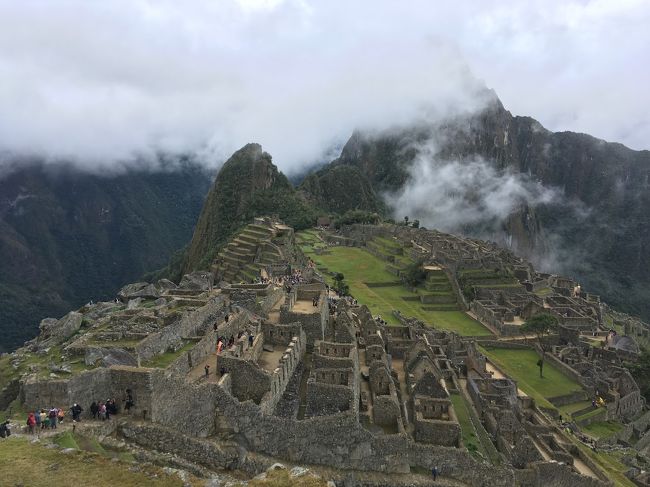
top-left (204, 364), bottom-right (210, 378)
top-left (431, 466), bottom-right (438, 481)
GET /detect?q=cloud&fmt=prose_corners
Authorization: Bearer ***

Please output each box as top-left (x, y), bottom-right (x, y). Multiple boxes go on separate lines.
top-left (384, 140), bottom-right (558, 232)
top-left (0, 0), bottom-right (647, 173)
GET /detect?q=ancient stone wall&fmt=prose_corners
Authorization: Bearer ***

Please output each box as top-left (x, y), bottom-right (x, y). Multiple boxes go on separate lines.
top-left (414, 415), bottom-right (461, 447)
top-left (218, 355), bottom-right (271, 404)
top-left (254, 288), bottom-right (284, 317)
top-left (306, 381), bottom-right (355, 417)
top-left (260, 330), bottom-right (306, 414)
top-left (135, 296), bottom-right (225, 361)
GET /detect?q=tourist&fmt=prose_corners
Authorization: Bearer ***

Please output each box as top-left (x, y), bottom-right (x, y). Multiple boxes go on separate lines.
top-left (205, 364), bottom-right (210, 378)
top-left (43, 412), bottom-right (50, 429)
top-left (34, 409), bottom-right (41, 429)
top-left (125, 389), bottom-right (135, 414)
top-left (0, 420), bottom-right (10, 438)
top-left (71, 403), bottom-right (83, 421)
top-left (225, 314), bottom-right (229, 323)
top-left (26, 412), bottom-right (36, 434)
top-left (107, 399), bottom-right (118, 416)
top-left (99, 402), bottom-right (107, 420)
top-left (220, 366), bottom-right (226, 376)
top-left (48, 408), bottom-right (57, 429)
top-left (57, 407), bottom-right (65, 424)
top-left (248, 333), bottom-right (254, 347)
top-left (431, 466), bottom-right (438, 481)
top-left (105, 399), bottom-right (113, 420)
top-left (39, 410), bottom-right (46, 429)
top-left (90, 401), bottom-right (99, 419)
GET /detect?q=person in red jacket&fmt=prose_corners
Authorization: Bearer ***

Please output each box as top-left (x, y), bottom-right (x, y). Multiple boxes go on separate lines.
top-left (26, 412), bottom-right (36, 435)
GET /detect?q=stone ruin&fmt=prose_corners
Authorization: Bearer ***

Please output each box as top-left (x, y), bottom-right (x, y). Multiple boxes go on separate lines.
top-left (4, 218), bottom-right (644, 486)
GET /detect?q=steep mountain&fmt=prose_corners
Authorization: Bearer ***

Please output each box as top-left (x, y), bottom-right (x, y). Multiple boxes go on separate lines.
top-left (0, 159), bottom-right (211, 352)
top-left (182, 143), bottom-right (318, 274)
top-left (305, 96), bottom-right (650, 320)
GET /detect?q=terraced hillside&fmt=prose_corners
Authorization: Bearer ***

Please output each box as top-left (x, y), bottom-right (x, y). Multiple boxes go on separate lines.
top-left (214, 221), bottom-right (288, 283)
top-left (297, 230), bottom-right (490, 336)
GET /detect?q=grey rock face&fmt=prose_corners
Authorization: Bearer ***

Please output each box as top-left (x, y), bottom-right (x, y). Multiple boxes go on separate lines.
top-left (179, 271), bottom-right (213, 291)
top-left (118, 282), bottom-right (160, 302)
top-left (38, 312), bottom-right (83, 347)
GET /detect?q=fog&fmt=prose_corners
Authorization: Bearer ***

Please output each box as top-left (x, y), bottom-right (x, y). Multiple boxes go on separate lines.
top-left (384, 141), bottom-right (558, 232)
top-left (0, 0), bottom-right (647, 173)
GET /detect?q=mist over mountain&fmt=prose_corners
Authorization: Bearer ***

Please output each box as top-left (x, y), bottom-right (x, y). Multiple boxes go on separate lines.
top-left (306, 97), bottom-right (650, 320)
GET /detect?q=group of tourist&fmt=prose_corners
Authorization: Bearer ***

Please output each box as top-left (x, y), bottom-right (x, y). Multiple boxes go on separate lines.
top-left (30, 407), bottom-right (65, 432)
top-left (216, 330), bottom-right (255, 355)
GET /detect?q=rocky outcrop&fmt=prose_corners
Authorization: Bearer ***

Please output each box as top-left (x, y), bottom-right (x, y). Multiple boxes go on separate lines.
top-left (38, 311), bottom-right (83, 347)
top-left (179, 271), bottom-right (213, 291)
top-left (118, 282), bottom-right (160, 302)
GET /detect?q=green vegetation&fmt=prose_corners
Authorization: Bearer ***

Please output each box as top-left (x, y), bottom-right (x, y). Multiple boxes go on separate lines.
top-left (0, 436), bottom-right (197, 486)
top-left (450, 393), bottom-right (484, 456)
top-left (566, 435), bottom-right (636, 487)
top-left (558, 400), bottom-right (592, 419)
top-left (184, 144), bottom-right (318, 274)
top-left (582, 420), bottom-right (624, 439)
top-left (143, 340), bottom-right (198, 368)
top-left (0, 161), bottom-right (211, 353)
top-left (480, 346), bottom-right (582, 409)
top-left (299, 235), bottom-right (490, 335)
top-left (299, 164), bottom-right (386, 216)
top-left (333, 210), bottom-right (382, 228)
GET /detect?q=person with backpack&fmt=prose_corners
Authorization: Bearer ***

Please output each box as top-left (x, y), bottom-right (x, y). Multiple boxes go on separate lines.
top-left (48, 408), bottom-right (57, 429)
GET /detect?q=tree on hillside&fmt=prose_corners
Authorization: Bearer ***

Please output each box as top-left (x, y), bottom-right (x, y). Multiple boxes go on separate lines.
top-left (404, 216), bottom-right (409, 226)
top-left (403, 261), bottom-right (426, 288)
top-left (522, 313), bottom-right (559, 378)
top-left (412, 219), bottom-right (420, 229)
top-left (332, 272), bottom-right (349, 296)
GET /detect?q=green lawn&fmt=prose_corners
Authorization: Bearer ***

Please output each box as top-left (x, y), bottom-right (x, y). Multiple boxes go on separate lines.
top-left (450, 393), bottom-right (485, 455)
top-left (582, 420), bottom-right (624, 439)
top-left (143, 340), bottom-right (198, 368)
top-left (558, 400), bottom-right (592, 419)
top-left (480, 347), bottom-right (583, 408)
top-left (302, 241), bottom-right (491, 336)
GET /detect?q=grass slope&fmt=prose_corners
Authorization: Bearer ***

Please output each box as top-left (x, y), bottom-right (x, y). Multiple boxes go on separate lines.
top-left (300, 236), bottom-right (490, 336)
top-left (0, 436), bottom-right (191, 487)
top-left (480, 347), bottom-right (582, 408)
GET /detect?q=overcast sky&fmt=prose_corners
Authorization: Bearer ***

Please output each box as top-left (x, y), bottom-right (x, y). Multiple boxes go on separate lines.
top-left (0, 0), bottom-right (648, 173)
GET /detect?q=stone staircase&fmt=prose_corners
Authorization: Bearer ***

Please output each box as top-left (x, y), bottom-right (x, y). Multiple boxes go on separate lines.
top-left (214, 223), bottom-right (284, 283)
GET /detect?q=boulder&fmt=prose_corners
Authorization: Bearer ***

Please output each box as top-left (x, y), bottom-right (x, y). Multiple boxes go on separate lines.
top-left (157, 279), bottom-right (178, 291)
top-left (38, 312), bottom-right (83, 346)
top-left (179, 271), bottom-right (213, 291)
top-left (118, 282), bottom-right (160, 302)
